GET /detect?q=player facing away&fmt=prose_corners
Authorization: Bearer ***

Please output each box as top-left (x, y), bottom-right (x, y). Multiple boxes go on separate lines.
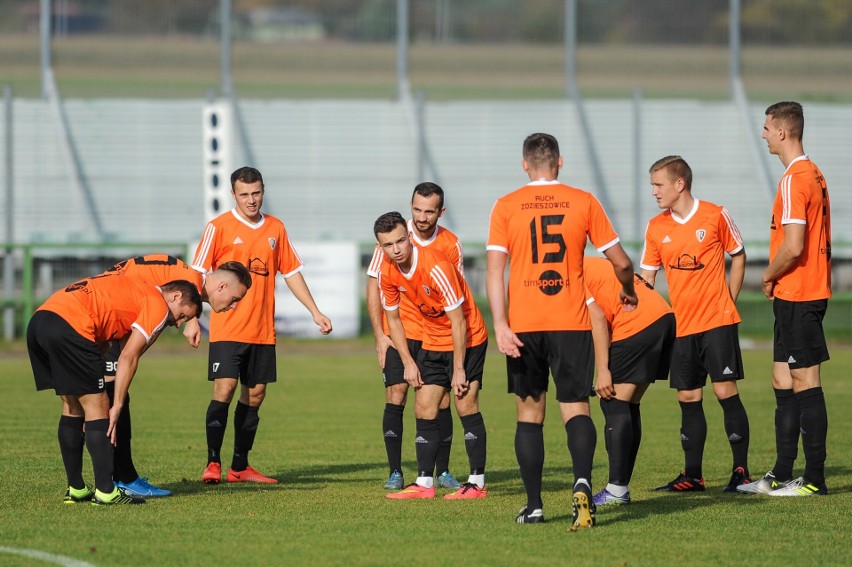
top-left (374, 212), bottom-right (489, 501)
top-left (366, 182), bottom-right (465, 491)
top-left (738, 101), bottom-right (831, 496)
top-left (27, 275), bottom-right (202, 505)
top-left (193, 166), bottom-right (332, 485)
top-left (584, 256), bottom-right (676, 506)
top-left (99, 255), bottom-right (251, 497)
top-left (485, 133), bottom-right (637, 529)
top-left (640, 155), bottom-right (752, 493)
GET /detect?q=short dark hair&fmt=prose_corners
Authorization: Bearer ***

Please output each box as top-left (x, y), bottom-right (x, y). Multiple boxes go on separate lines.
top-left (649, 155), bottom-right (692, 191)
top-left (523, 133), bottom-right (560, 171)
top-left (231, 166), bottom-right (264, 191)
top-left (765, 101), bottom-right (804, 140)
top-left (373, 211), bottom-right (407, 238)
top-left (162, 280), bottom-right (203, 318)
top-left (412, 182), bottom-right (444, 210)
top-left (216, 261), bottom-right (252, 290)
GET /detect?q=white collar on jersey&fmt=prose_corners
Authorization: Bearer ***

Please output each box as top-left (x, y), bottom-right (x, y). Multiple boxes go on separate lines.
top-left (230, 208), bottom-right (265, 229)
top-left (528, 179), bottom-right (560, 186)
top-left (670, 198), bottom-right (700, 225)
top-left (783, 154), bottom-right (809, 175)
top-left (398, 245), bottom-right (420, 280)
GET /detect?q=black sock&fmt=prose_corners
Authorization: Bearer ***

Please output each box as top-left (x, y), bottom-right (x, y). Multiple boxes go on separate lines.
top-left (460, 412), bottom-right (486, 475)
top-left (719, 394), bottom-right (750, 472)
top-left (772, 388), bottom-right (798, 481)
top-left (105, 382), bottom-right (138, 484)
top-left (232, 402), bottom-right (259, 472)
top-left (435, 406), bottom-right (453, 475)
top-left (600, 399), bottom-right (632, 486)
top-left (628, 403), bottom-right (642, 483)
top-left (383, 403), bottom-right (404, 473)
top-left (205, 400), bottom-right (230, 465)
top-left (58, 415), bottom-right (85, 489)
top-left (679, 400), bottom-right (706, 479)
top-left (85, 419), bottom-right (114, 494)
top-left (797, 387), bottom-right (828, 487)
top-left (414, 418), bottom-right (440, 479)
top-left (565, 414), bottom-right (596, 487)
top-left (515, 422), bottom-right (544, 511)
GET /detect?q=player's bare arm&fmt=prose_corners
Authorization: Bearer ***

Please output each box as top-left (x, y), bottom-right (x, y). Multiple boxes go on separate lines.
top-left (366, 275), bottom-right (394, 368)
top-left (485, 250), bottom-right (523, 357)
top-left (640, 269), bottom-right (658, 289)
top-left (446, 306), bottom-right (469, 397)
top-left (762, 223), bottom-right (806, 299)
top-left (284, 271), bottom-right (333, 334)
top-left (588, 301), bottom-right (615, 400)
top-left (604, 243), bottom-right (638, 311)
top-left (108, 329), bottom-right (147, 445)
top-left (386, 308), bottom-right (422, 388)
top-left (728, 249), bottom-right (746, 303)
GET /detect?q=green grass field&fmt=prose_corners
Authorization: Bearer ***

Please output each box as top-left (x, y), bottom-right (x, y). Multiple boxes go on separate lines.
top-left (0, 337), bottom-right (849, 566)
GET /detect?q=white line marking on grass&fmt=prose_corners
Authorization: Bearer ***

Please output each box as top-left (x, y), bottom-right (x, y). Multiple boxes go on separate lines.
top-left (0, 546), bottom-right (96, 567)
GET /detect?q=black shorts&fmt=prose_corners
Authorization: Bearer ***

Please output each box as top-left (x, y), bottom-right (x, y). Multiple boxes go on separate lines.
top-left (610, 313), bottom-right (676, 384)
top-left (418, 340), bottom-right (488, 388)
top-left (507, 330), bottom-right (594, 403)
top-left (669, 324), bottom-right (744, 390)
top-left (104, 341), bottom-right (121, 377)
top-left (27, 310), bottom-right (106, 396)
top-left (382, 339), bottom-right (423, 387)
top-left (208, 341), bottom-right (277, 386)
top-left (773, 298), bottom-right (830, 369)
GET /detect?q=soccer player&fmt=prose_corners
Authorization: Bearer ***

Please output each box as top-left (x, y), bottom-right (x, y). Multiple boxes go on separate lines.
top-left (100, 255), bottom-right (252, 497)
top-left (486, 133), bottom-right (637, 529)
top-left (366, 182), bottom-right (464, 491)
top-left (193, 166), bottom-right (332, 485)
top-left (27, 274), bottom-right (202, 505)
top-left (585, 256), bottom-right (675, 506)
top-left (640, 155), bottom-right (751, 493)
top-left (738, 101), bottom-right (831, 496)
top-left (374, 212), bottom-right (489, 501)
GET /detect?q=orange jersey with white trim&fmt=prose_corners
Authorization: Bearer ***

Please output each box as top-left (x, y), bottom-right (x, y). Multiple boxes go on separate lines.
top-left (487, 180), bottom-right (620, 332)
top-left (105, 254), bottom-right (204, 295)
top-left (641, 199), bottom-right (742, 337)
top-left (37, 273), bottom-right (169, 345)
top-left (583, 256), bottom-right (672, 342)
top-left (367, 220), bottom-right (464, 341)
top-left (770, 156), bottom-right (832, 301)
top-left (192, 209), bottom-right (302, 344)
top-left (378, 245), bottom-right (487, 351)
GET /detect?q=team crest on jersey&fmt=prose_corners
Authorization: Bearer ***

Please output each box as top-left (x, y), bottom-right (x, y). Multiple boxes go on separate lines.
top-left (422, 285), bottom-right (431, 296)
top-left (695, 229), bottom-right (706, 243)
top-left (269, 238), bottom-right (277, 249)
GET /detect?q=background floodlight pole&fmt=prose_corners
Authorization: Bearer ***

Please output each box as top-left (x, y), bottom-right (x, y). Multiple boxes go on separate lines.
top-left (397, 0), bottom-right (410, 100)
top-left (40, 0), bottom-right (51, 100)
top-left (220, 0), bottom-right (233, 99)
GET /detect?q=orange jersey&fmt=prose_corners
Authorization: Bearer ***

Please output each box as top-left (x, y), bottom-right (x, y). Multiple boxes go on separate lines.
top-left (37, 273), bottom-right (169, 345)
top-left (770, 156), bottom-right (832, 301)
top-left (367, 220), bottom-right (464, 341)
top-left (105, 254), bottom-right (205, 295)
top-left (583, 256), bottom-right (672, 342)
top-left (487, 180), bottom-right (620, 332)
top-left (378, 245), bottom-right (487, 351)
top-left (192, 209), bottom-right (302, 344)
top-left (641, 199), bottom-right (742, 337)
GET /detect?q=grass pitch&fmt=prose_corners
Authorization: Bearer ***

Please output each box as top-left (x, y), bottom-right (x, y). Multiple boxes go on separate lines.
top-left (0, 337), bottom-right (849, 566)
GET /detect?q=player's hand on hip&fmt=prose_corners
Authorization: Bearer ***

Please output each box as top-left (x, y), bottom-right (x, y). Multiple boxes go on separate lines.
top-left (619, 290), bottom-right (639, 312)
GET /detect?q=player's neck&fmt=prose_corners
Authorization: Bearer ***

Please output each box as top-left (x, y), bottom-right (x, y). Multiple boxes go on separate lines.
top-left (780, 143), bottom-right (806, 169)
top-left (670, 193), bottom-right (695, 219)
